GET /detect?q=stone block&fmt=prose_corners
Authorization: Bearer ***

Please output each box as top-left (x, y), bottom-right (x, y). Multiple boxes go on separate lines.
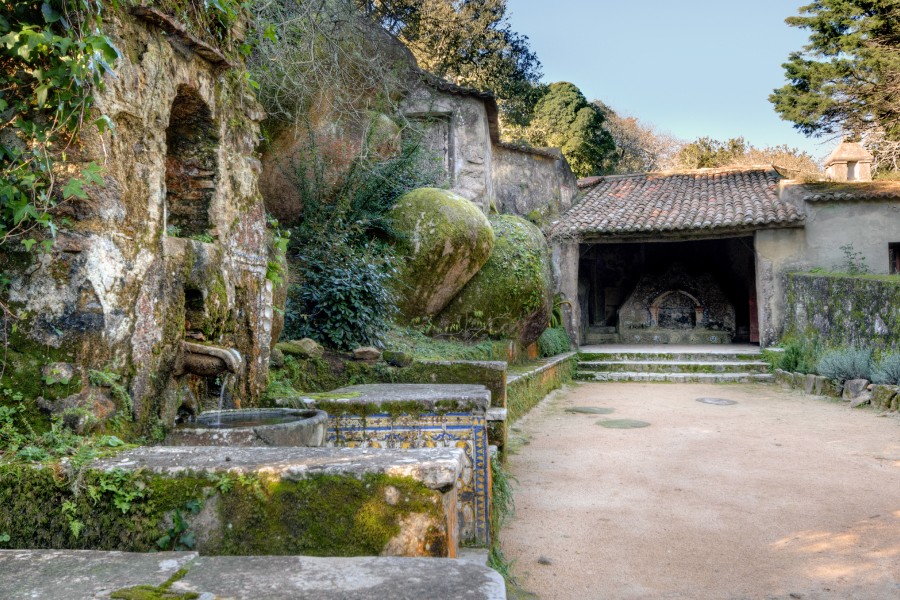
top-left (821, 378), bottom-right (843, 398)
top-left (0, 550), bottom-right (507, 600)
top-left (774, 369), bottom-right (792, 386)
top-left (871, 385), bottom-right (898, 410)
top-left (276, 338), bottom-right (324, 359)
top-left (318, 384), bottom-right (491, 547)
top-left (352, 346), bottom-right (382, 361)
top-left (842, 378), bottom-right (870, 401)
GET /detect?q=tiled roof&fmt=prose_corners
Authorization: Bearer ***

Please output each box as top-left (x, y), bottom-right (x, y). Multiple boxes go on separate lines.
top-left (550, 166), bottom-right (804, 239)
top-left (800, 181), bottom-right (900, 202)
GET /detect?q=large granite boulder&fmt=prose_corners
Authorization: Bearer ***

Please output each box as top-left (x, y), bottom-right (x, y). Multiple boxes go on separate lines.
top-left (389, 188), bottom-right (494, 319)
top-left (436, 214), bottom-right (552, 346)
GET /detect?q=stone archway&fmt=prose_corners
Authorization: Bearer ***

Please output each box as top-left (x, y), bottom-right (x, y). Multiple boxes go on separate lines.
top-left (649, 290), bottom-right (703, 329)
top-left (165, 85), bottom-right (218, 238)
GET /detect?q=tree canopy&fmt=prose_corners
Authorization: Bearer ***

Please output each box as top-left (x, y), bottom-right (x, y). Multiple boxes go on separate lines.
top-left (523, 83), bottom-right (616, 177)
top-left (360, 0), bottom-right (543, 126)
top-left (673, 137), bottom-right (821, 174)
top-left (593, 102), bottom-right (681, 173)
top-left (770, 0), bottom-right (900, 141)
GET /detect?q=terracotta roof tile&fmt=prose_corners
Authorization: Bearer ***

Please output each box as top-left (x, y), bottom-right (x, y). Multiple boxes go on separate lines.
top-left (550, 167), bottom-right (804, 239)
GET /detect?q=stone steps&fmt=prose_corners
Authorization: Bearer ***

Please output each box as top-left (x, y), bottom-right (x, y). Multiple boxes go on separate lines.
top-left (575, 346), bottom-right (772, 383)
top-left (576, 371), bottom-right (774, 383)
top-left (578, 360), bottom-right (770, 374)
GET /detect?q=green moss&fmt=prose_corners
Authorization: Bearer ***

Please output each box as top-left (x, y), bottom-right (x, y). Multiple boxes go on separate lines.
top-left (110, 568), bottom-right (198, 600)
top-left (212, 474), bottom-right (443, 556)
top-left (0, 461), bottom-right (444, 557)
top-left (389, 187), bottom-right (495, 319)
top-left (507, 357), bottom-right (576, 423)
top-left (435, 215), bottom-right (552, 346)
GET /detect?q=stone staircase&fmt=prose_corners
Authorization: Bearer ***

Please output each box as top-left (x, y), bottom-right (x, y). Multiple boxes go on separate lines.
top-left (576, 347), bottom-right (773, 383)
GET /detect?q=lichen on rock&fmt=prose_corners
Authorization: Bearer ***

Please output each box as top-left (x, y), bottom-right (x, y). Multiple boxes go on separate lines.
top-left (435, 214), bottom-right (552, 346)
top-left (389, 188), bottom-right (494, 319)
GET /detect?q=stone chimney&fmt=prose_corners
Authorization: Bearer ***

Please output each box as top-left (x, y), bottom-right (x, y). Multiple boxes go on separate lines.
top-left (824, 141), bottom-right (873, 182)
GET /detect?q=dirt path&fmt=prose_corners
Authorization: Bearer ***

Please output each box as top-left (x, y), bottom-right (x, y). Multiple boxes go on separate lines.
top-left (500, 382), bottom-right (900, 600)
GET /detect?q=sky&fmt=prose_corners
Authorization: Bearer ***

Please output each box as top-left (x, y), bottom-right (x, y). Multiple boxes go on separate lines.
top-left (505, 0), bottom-right (839, 163)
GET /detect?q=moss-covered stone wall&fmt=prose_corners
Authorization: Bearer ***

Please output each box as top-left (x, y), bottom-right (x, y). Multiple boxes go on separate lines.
top-left (0, 462), bottom-right (446, 557)
top-left (784, 273), bottom-right (900, 351)
top-left (507, 355), bottom-right (576, 423)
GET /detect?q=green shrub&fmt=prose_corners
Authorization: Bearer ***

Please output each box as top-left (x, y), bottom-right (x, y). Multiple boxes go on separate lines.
top-left (284, 239), bottom-right (394, 350)
top-left (872, 352), bottom-right (900, 385)
top-left (816, 347), bottom-right (873, 381)
top-left (777, 337), bottom-right (818, 373)
top-left (282, 138), bottom-right (442, 350)
top-left (537, 327), bottom-right (570, 358)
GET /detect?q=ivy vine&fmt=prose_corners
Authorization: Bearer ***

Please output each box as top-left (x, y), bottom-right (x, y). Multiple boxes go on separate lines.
top-left (0, 1), bottom-right (118, 252)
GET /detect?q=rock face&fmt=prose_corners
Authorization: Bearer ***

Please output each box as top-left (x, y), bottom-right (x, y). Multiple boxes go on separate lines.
top-left (389, 188), bottom-right (495, 319)
top-left (2, 10), bottom-right (275, 428)
top-left (436, 215), bottom-right (552, 346)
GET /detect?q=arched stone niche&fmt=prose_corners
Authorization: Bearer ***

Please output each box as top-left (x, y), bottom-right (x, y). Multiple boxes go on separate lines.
top-left (165, 85), bottom-right (219, 238)
top-left (649, 290), bottom-right (703, 329)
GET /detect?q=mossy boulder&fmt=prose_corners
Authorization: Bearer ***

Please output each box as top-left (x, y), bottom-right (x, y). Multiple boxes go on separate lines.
top-left (389, 188), bottom-right (494, 319)
top-left (435, 215), bottom-right (552, 346)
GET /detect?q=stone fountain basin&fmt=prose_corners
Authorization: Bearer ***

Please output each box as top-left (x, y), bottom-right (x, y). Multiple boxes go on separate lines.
top-left (165, 408), bottom-right (328, 447)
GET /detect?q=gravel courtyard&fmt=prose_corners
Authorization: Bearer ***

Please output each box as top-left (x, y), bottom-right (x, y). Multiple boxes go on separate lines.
top-left (501, 382), bottom-right (900, 600)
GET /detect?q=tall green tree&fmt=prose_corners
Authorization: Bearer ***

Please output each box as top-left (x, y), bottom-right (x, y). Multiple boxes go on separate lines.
top-left (360, 0), bottom-right (543, 126)
top-left (524, 82), bottom-right (616, 177)
top-left (770, 1), bottom-right (900, 140)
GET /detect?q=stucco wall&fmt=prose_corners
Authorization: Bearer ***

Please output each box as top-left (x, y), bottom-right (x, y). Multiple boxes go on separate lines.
top-left (755, 181), bottom-right (900, 346)
top-left (492, 145), bottom-right (577, 219)
top-left (401, 85), bottom-right (494, 211)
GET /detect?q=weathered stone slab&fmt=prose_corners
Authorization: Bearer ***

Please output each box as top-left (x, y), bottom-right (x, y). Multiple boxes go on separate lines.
top-left (0, 549), bottom-right (196, 600)
top-left (327, 383), bottom-right (491, 413)
top-left (842, 378), bottom-right (870, 401)
top-left (0, 550), bottom-right (506, 600)
top-left (92, 446), bottom-right (464, 491)
top-left (871, 385), bottom-right (899, 410)
top-left (821, 378), bottom-right (843, 397)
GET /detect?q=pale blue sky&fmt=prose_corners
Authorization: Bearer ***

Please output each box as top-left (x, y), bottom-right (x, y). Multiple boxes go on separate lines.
top-left (506, 0), bottom-right (839, 163)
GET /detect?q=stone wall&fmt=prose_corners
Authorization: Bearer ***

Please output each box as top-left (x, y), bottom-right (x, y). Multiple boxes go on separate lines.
top-left (756, 180), bottom-right (900, 346)
top-left (492, 144), bottom-right (577, 220)
top-left (401, 85), bottom-right (494, 211)
top-left (2, 10), bottom-right (275, 428)
top-left (784, 273), bottom-right (900, 351)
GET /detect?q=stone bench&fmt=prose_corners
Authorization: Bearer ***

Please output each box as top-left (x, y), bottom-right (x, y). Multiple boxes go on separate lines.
top-left (304, 384), bottom-right (494, 546)
top-left (0, 549), bottom-right (506, 599)
top-left (0, 446), bottom-right (463, 558)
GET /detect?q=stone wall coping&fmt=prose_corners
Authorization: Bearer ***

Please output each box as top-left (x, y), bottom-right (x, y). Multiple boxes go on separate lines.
top-left (507, 352), bottom-right (577, 385)
top-left (0, 550), bottom-right (507, 600)
top-left (417, 360), bottom-right (508, 371)
top-left (486, 408), bottom-right (507, 422)
top-left (90, 446), bottom-right (465, 491)
top-left (328, 383), bottom-right (491, 412)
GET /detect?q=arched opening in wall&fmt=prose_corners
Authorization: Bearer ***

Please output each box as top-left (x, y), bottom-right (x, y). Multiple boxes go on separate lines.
top-left (651, 290), bottom-right (700, 329)
top-left (165, 85), bottom-right (218, 238)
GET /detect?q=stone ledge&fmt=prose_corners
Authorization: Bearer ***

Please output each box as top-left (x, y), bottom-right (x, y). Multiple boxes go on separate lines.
top-left (507, 352), bottom-right (577, 384)
top-left (0, 550), bottom-right (506, 600)
top-left (325, 383), bottom-right (491, 412)
top-left (91, 446), bottom-right (465, 491)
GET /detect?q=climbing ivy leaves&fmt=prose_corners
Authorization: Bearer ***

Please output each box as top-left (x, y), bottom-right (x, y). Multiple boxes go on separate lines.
top-left (0, 1), bottom-right (117, 251)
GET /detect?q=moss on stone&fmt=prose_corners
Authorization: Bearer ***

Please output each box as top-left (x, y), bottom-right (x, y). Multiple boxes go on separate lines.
top-left (389, 188), bottom-right (494, 319)
top-left (0, 460), bottom-right (443, 557)
top-left (435, 215), bottom-right (552, 346)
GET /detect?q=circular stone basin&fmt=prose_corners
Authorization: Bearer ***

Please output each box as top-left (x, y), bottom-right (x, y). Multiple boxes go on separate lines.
top-left (696, 397), bottom-right (737, 406)
top-left (566, 406), bottom-right (614, 415)
top-left (597, 419), bottom-right (650, 429)
top-left (166, 408), bottom-right (328, 447)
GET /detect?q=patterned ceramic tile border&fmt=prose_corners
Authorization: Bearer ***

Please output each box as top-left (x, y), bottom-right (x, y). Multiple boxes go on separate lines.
top-left (326, 412), bottom-right (490, 546)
